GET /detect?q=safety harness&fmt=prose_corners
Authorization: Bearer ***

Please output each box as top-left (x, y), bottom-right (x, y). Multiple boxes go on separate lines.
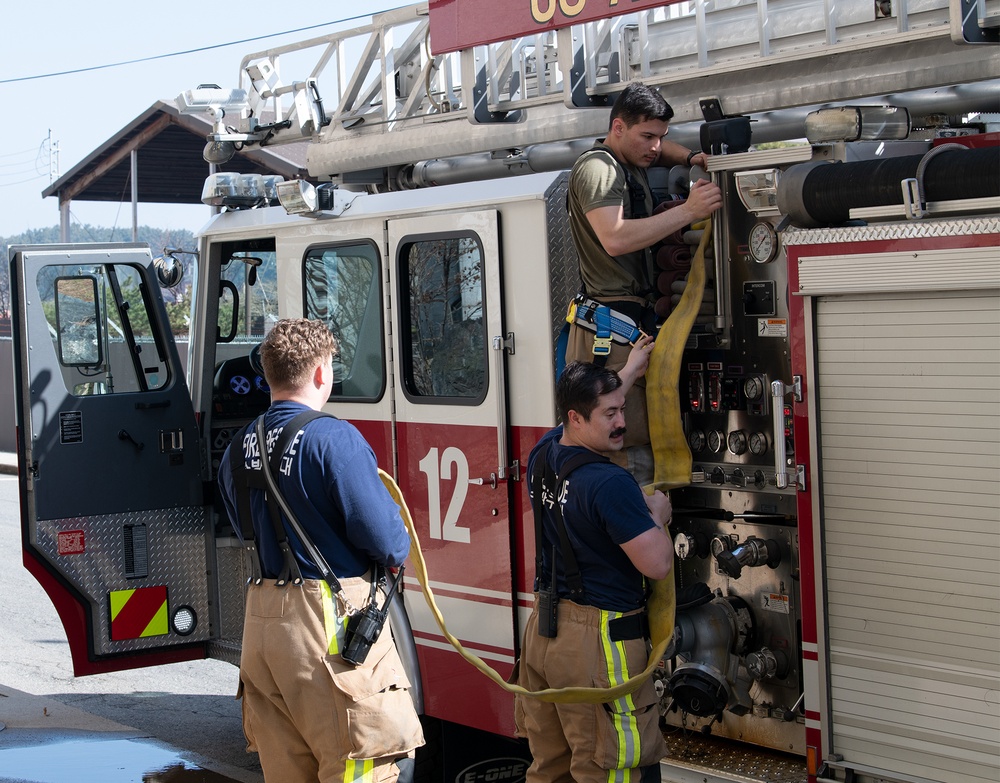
top-left (565, 294), bottom-right (649, 364)
top-left (530, 440), bottom-right (649, 642)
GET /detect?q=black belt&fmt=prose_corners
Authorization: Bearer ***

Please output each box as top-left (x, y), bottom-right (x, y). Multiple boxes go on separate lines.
top-left (608, 612), bottom-right (649, 641)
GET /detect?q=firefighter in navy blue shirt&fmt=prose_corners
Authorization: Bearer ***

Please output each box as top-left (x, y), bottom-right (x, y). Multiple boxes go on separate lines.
top-left (515, 360), bottom-right (673, 783)
top-left (217, 318), bottom-right (423, 783)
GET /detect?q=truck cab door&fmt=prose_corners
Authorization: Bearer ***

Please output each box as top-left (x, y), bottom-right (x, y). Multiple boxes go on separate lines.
top-left (10, 243), bottom-right (212, 675)
top-left (387, 211), bottom-right (519, 734)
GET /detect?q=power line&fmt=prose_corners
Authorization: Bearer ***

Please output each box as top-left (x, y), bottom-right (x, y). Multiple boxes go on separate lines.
top-left (0, 146), bottom-right (42, 160)
top-left (0, 9), bottom-right (401, 85)
top-left (0, 174), bottom-right (47, 188)
top-left (0, 159), bottom-right (41, 171)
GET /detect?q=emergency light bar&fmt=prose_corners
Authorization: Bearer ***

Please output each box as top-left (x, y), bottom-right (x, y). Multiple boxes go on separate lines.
top-left (201, 173), bottom-right (284, 208)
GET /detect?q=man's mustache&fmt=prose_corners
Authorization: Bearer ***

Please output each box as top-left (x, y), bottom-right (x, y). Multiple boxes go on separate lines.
top-left (610, 427), bottom-right (627, 439)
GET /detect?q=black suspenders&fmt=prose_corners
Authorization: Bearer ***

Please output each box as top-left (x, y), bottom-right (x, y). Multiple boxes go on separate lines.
top-left (530, 441), bottom-right (609, 602)
top-left (229, 410), bottom-right (339, 589)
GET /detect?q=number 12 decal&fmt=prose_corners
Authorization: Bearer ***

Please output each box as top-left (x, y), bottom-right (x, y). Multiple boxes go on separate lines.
top-left (418, 446), bottom-right (471, 543)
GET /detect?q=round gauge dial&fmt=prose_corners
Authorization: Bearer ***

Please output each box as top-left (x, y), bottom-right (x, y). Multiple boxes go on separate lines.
top-left (743, 375), bottom-right (765, 402)
top-left (707, 429), bottom-right (725, 453)
top-left (728, 429), bottom-right (748, 455)
top-left (749, 432), bottom-right (769, 456)
top-left (688, 429), bottom-right (707, 453)
top-left (748, 221), bottom-right (780, 264)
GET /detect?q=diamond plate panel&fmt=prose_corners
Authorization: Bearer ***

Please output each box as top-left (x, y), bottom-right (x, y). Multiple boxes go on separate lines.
top-left (34, 507), bottom-right (212, 656)
top-left (544, 172), bottom-right (580, 344)
top-left (662, 731), bottom-right (807, 783)
top-left (215, 541), bottom-right (248, 641)
top-left (784, 215), bottom-right (999, 246)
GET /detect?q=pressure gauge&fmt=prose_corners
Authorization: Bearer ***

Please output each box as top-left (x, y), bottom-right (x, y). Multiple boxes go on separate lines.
top-left (708, 429), bottom-right (725, 454)
top-left (749, 432), bottom-right (769, 456)
top-left (743, 374), bottom-right (766, 402)
top-left (728, 429), bottom-right (748, 455)
top-left (748, 221), bottom-right (780, 264)
top-left (688, 429), bottom-right (707, 454)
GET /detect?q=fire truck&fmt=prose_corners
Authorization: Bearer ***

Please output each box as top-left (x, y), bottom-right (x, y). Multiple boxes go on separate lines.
top-left (9, 1), bottom-right (999, 782)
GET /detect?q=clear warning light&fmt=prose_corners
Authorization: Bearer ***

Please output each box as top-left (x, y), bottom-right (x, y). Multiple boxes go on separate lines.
top-left (172, 606), bottom-right (197, 636)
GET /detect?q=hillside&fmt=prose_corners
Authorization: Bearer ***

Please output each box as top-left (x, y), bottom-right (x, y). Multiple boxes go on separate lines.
top-left (0, 226), bottom-right (198, 329)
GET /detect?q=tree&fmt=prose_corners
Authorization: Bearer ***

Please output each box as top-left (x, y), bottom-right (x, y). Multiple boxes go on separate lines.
top-left (2, 225), bottom-right (199, 338)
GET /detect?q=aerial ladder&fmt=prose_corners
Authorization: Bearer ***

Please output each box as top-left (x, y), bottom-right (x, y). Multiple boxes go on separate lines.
top-left (178, 0), bottom-right (999, 188)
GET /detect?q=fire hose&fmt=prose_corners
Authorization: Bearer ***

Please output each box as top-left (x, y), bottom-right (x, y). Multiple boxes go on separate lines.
top-left (376, 219), bottom-right (711, 703)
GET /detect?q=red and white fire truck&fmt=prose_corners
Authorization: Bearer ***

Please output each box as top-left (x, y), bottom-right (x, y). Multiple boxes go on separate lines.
top-left (10, 2), bottom-right (999, 782)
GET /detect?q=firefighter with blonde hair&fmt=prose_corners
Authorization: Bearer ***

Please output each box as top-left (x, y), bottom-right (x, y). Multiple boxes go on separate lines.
top-left (218, 318), bottom-right (423, 783)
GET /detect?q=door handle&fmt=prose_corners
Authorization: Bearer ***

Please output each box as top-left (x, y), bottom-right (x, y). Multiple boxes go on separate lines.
top-left (118, 429), bottom-right (145, 452)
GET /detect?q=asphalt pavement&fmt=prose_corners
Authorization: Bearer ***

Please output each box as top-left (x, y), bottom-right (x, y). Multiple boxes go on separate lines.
top-left (0, 453), bottom-right (262, 783)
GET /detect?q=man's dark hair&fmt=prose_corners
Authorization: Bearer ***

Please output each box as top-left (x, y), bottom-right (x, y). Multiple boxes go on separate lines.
top-left (609, 82), bottom-right (674, 129)
top-left (556, 361), bottom-right (624, 423)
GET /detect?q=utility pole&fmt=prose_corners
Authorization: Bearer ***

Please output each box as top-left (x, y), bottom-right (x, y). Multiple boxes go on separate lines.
top-left (47, 130), bottom-right (71, 242)
top-left (48, 129), bottom-right (60, 184)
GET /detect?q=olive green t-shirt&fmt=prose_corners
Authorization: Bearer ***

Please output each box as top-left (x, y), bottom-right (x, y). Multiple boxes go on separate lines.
top-left (567, 142), bottom-right (655, 301)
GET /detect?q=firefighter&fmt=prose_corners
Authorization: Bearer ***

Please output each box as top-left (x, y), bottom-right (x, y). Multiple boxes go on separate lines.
top-left (217, 318), bottom-right (423, 783)
top-left (566, 81), bottom-right (723, 483)
top-left (515, 360), bottom-right (674, 782)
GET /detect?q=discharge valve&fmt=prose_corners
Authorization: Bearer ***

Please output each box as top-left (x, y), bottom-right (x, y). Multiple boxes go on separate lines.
top-left (715, 536), bottom-right (781, 579)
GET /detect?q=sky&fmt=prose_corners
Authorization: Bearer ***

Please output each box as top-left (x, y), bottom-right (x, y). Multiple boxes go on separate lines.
top-left (0, 1), bottom-right (400, 238)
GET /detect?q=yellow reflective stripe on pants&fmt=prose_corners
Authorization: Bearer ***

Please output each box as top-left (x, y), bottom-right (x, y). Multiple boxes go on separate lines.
top-left (320, 581), bottom-right (347, 655)
top-left (344, 757), bottom-right (375, 783)
top-left (600, 610), bottom-right (641, 780)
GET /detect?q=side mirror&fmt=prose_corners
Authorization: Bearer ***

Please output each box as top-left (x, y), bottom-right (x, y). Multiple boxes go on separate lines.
top-left (153, 254), bottom-right (185, 287)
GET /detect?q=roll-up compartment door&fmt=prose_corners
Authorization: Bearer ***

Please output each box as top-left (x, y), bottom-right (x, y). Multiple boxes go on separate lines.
top-left (814, 289), bottom-right (1000, 783)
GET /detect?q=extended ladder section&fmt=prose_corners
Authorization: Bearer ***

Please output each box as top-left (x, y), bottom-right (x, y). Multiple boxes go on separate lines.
top-left (192, 0), bottom-right (999, 180)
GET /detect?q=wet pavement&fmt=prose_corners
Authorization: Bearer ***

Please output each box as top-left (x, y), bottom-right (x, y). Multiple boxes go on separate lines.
top-left (0, 685), bottom-right (256, 783)
top-left (0, 457), bottom-right (261, 783)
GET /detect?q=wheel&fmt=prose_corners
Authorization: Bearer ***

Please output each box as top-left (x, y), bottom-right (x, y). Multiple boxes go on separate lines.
top-left (248, 342), bottom-right (265, 377)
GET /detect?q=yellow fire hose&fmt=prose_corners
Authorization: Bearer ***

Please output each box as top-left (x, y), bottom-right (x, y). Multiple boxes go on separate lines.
top-left (646, 218), bottom-right (712, 492)
top-left (377, 218), bottom-right (711, 704)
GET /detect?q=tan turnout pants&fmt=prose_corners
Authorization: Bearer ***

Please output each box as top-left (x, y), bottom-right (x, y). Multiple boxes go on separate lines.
top-left (514, 595), bottom-right (666, 783)
top-left (239, 577), bottom-right (424, 783)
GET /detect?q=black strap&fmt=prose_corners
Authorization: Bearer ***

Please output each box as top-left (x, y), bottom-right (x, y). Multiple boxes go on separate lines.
top-left (608, 612), bottom-right (649, 642)
top-left (228, 429), bottom-right (264, 585)
top-left (231, 412), bottom-right (330, 587)
top-left (530, 441), bottom-right (609, 601)
top-left (254, 412), bottom-right (343, 594)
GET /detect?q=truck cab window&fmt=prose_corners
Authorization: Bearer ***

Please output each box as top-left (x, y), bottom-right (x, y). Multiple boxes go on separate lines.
top-left (39, 263), bottom-right (170, 396)
top-left (304, 242), bottom-right (384, 399)
top-left (399, 234), bottom-right (487, 402)
top-left (210, 240), bottom-right (279, 420)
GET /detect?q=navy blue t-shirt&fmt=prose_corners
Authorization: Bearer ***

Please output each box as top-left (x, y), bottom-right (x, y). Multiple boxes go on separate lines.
top-left (218, 401), bottom-right (410, 579)
top-left (528, 426), bottom-right (656, 612)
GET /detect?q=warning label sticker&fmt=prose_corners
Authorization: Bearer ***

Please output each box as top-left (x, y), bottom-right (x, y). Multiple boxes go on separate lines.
top-left (761, 593), bottom-right (790, 614)
top-left (757, 318), bottom-right (788, 338)
top-left (59, 411), bottom-right (83, 444)
top-left (57, 530), bottom-right (85, 555)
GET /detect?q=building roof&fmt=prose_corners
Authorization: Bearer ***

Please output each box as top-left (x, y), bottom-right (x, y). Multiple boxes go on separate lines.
top-left (42, 100), bottom-right (310, 206)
